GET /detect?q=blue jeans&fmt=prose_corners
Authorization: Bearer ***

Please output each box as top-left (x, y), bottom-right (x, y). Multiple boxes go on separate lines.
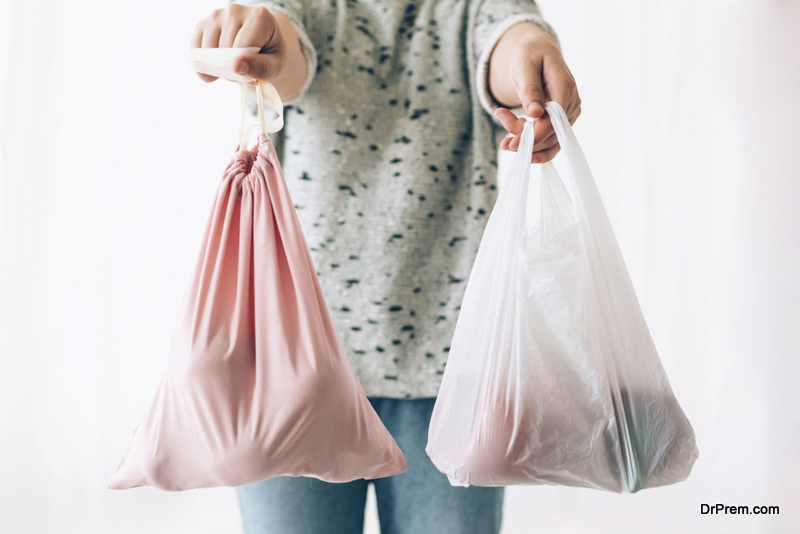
top-left (236, 397), bottom-right (504, 534)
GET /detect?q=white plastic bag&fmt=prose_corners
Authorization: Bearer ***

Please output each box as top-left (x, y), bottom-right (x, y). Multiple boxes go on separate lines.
top-left (426, 102), bottom-right (698, 492)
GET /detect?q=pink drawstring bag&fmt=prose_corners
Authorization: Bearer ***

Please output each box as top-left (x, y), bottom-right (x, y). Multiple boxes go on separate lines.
top-left (108, 48), bottom-right (407, 491)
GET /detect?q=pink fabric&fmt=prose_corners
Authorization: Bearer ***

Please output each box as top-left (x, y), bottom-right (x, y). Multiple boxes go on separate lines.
top-left (108, 134), bottom-right (407, 491)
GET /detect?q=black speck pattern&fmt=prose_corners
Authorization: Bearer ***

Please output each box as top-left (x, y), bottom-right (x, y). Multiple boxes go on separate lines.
top-left (244, 0), bottom-right (557, 398)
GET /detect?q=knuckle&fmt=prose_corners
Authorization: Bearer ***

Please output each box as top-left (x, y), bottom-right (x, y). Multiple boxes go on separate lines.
top-left (250, 5), bottom-right (274, 24)
top-left (569, 108), bottom-right (581, 125)
top-left (227, 3), bottom-right (250, 20)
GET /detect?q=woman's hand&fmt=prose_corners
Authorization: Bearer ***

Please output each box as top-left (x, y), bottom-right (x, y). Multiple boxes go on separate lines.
top-left (190, 4), bottom-right (308, 100)
top-left (489, 24), bottom-right (581, 163)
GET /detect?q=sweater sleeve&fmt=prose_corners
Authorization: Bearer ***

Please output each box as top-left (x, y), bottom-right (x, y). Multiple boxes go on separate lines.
top-left (470, 0), bottom-right (559, 122)
top-left (233, 0), bottom-right (317, 103)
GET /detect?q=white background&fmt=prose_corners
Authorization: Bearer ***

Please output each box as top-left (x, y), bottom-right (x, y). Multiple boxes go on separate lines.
top-left (0, 0), bottom-right (798, 533)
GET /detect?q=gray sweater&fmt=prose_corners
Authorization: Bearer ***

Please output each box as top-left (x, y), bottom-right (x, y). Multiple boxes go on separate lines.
top-left (239, 0), bottom-right (557, 398)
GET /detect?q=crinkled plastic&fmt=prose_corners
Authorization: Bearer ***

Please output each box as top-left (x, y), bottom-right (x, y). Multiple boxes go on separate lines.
top-left (426, 102), bottom-right (698, 492)
top-left (107, 75), bottom-right (407, 490)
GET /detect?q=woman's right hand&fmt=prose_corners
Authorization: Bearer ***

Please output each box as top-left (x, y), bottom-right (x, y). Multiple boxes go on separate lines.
top-left (191, 4), bottom-right (287, 83)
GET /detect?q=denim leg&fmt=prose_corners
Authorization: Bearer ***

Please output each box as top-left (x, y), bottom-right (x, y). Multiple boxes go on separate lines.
top-left (235, 475), bottom-right (369, 534)
top-left (370, 397), bottom-right (505, 534)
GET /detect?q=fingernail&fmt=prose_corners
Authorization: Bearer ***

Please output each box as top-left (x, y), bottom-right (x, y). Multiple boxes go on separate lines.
top-left (532, 157), bottom-right (539, 164)
top-left (237, 61), bottom-right (250, 74)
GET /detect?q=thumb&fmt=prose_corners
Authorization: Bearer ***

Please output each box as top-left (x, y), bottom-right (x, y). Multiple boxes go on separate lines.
top-left (514, 60), bottom-right (546, 119)
top-left (233, 52), bottom-right (283, 81)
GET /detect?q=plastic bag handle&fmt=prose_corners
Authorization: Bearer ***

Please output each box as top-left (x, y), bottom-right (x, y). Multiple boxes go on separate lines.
top-left (189, 47), bottom-right (284, 149)
top-left (543, 101), bottom-right (644, 492)
top-left (543, 101), bottom-right (617, 239)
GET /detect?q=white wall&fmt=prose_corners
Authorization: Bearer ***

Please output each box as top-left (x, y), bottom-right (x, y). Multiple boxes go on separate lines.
top-left (499, 2), bottom-right (800, 532)
top-left (0, 1), bottom-right (797, 533)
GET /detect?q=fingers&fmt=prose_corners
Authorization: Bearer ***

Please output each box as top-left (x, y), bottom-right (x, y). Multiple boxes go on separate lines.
top-left (541, 56), bottom-right (581, 123)
top-left (496, 104), bottom-right (562, 163)
top-left (502, 128), bottom-right (559, 153)
top-left (232, 7), bottom-right (283, 80)
top-left (531, 115), bottom-right (554, 152)
top-left (191, 5), bottom-right (282, 83)
top-left (495, 106), bottom-right (557, 155)
top-left (232, 6), bottom-right (278, 50)
top-left (511, 54), bottom-right (546, 119)
top-left (567, 102), bottom-right (581, 126)
top-left (233, 52), bottom-right (282, 80)
top-left (501, 33), bottom-right (580, 159)
top-left (192, 8), bottom-right (227, 83)
top-left (532, 142), bottom-right (560, 164)
top-left (500, 134), bottom-right (560, 164)
top-left (191, 22), bottom-right (217, 83)
top-left (494, 108), bottom-right (526, 136)
top-left (201, 22), bottom-right (221, 49)
top-left (190, 21), bottom-right (203, 49)
top-left (511, 33), bottom-right (581, 128)
top-left (219, 18), bottom-right (244, 48)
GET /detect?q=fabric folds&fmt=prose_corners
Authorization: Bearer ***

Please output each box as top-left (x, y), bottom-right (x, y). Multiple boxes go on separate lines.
top-left (108, 134), bottom-right (407, 491)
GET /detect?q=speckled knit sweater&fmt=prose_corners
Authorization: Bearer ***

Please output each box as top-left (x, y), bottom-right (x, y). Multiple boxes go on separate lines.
top-left (237, 0), bottom-right (558, 397)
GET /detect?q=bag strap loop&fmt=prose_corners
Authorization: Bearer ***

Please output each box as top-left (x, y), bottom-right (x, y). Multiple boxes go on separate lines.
top-left (189, 47), bottom-right (284, 149)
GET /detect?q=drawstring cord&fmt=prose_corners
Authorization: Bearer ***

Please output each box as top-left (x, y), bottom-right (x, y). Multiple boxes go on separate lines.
top-left (189, 47), bottom-right (284, 150)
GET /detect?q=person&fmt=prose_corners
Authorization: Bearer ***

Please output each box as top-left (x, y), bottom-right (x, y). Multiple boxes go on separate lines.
top-left (191, 1), bottom-right (580, 532)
